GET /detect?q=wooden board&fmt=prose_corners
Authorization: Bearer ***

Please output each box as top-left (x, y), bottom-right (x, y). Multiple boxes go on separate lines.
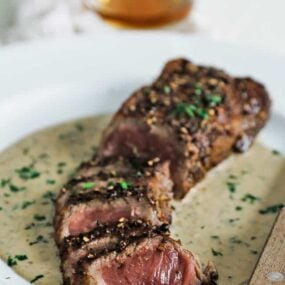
top-left (249, 208), bottom-right (285, 284)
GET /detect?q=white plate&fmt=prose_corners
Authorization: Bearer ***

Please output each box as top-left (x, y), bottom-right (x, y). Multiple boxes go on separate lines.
top-left (0, 32), bottom-right (284, 285)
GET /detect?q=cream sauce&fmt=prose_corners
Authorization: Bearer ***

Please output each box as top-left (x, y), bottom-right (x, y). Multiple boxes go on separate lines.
top-left (0, 114), bottom-right (284, 285)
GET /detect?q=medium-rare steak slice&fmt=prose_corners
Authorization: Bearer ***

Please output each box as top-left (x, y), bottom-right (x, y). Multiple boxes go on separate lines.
top-left (100, 58), bottom-right (270, 198)
top-left (74, 234), bottom-right (217, 285)
top-left (60, 220), bottom-right (170, 285)
top-left (54, 156), bottom-right (173, 244)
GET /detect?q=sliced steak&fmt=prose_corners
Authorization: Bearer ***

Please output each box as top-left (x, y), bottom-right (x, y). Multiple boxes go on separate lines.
top-left (60, 220), bottom-right (169, 285)
top-left (54, 156), bottom-right (173, 244)
top-left (100, 58), bottom-right (270, 198)
top-left (74, 234), bottom-right (217, 285)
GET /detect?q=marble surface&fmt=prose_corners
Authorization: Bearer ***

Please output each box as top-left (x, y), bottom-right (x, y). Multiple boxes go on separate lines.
top-left (0, 0), bottom-right (285, 55)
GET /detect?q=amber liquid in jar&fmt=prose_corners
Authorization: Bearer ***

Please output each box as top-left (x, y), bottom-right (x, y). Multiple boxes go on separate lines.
top-left (84, 0), bottom-right (192, 27)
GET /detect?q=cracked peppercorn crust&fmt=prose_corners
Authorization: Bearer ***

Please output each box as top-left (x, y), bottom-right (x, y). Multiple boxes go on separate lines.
top-left (54, 155), bottom-right (173, 245)
top-left (100, 58), bottom-right (271, 198)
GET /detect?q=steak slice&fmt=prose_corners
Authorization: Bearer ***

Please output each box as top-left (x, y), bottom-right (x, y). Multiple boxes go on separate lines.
top-left (60, 221), bottom-right (169, 285)
top-left (54, 156), bottom-right (173, 244)
top-left (100, 58), bottom-right (270, 198)
top-left (74, 234), bottom-right (217, 285)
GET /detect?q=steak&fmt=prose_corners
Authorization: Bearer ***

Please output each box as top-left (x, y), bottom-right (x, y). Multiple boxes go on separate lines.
top-left (60, 220), bottom-right (170, 284)
top-left (54, 155), bottom-right (173, 244)
top-left (73, 230), bottom-right (217, 285)
top-left (100, 59), bottom-right (270, 198)
top-left (55, 58), bottom-right (271, 284)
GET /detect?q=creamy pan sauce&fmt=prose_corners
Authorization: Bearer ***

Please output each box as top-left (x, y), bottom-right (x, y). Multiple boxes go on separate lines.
top-left (0, 115), bottom-right (284, 285)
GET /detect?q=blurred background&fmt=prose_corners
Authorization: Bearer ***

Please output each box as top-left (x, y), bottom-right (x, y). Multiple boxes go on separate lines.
top-left (0, 0), bottom-right (285, 55)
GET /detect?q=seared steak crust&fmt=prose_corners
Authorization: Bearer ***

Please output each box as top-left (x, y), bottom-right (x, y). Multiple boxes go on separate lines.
top-left (54, 155), bottom-right (173, 244)
top-left (100, 59), bottom-right (270, 197)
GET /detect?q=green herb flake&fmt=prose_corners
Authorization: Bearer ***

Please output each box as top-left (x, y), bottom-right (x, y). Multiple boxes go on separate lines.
top-left (119, 181), bottom-right (129, 190)
top-left (0, 206), bottom-right (3, 211)
top-left (250, 250), bottom-right (259, 255)
top-left (163, 85), bottom-right (171, 94)
top-left (211, 248), bottom-right (223, 256)
top-left (210, 235), bottom-right (220, 240)
top-left (259, 204), bottom-right (284, 215)
top-left (42, 191), bottom-right (56, 200)
top-left (1, 178), bottom-right (10, 187)
top-left (82, 182), bottom-right (96, 190)
top-left (29, 235), bottom-right (48, 246)
top-left (174, 103), bottom-right (209, 120)
top-left (34, 214), bottom-right (46, 221)
top-left (194, 86), bottom-right (203, 96)
top-left (235, 206), bottom-right (243, 211)
top-left (226, 182), bottom-right (236, 193)
top-left (229, 236), bottom-right (243, 244)
top-left (30, 274), bottom-right (44, 283)
top-left (9, 184), bottom-right (26, 193)
top-left (57, 162), bottom-right (66, 167)
top-left (241, 194), bottom-right (261, 204)
top-left (75, 123), bottom-right (84, 132)
top-left (46, 179), bottom-right (56, 185)
top-left (207, 94), bottom-right (223, 106)
top-left (22, 200), bottom-right (35, 209)
top-left (272, 149), bottom-right (281, 156)
top-left (15, 254), bottom-right (28, 261)
top-left (7, 256), bottom-right (17, 267)
top-left (16, 166), bottom-right (40, 180)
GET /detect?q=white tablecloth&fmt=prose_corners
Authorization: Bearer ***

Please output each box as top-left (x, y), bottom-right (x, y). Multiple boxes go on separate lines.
top-left (0, 0), bottom-right (285, 56)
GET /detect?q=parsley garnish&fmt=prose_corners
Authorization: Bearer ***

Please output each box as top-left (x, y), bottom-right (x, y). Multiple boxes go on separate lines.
top-left (119, 181), bottom-right (130, 190)
top-left (82, 182), bottom-right (96, 190)
top-left (7, 255), bottom-right (28, 267)
top-left (259, 204), bottom-right (284, 215)
top-left (30, 274), bottom-right (44, 283)
top-left (210, 235), bottom-right (220, 240)
top-left (206, 94), bottom-right (223, 106)
top-left (272, 149), bottom-right (281, 155)
top-left (29, 235), bottom-right (48, 246)
top-left (34, 214), bottom-right (46, 221)
top-left (174, 103), bottom-right (209, 120)
top-left (16, 167), bottom-right (40, 180)
top-left (46, 179), bottom-right (56, 185)
top-left (1, 178), bottom-right (10, 187)
top-left (241, 194), bottom-right (261, 204)
top-left (42, 191), bottom-right (56, 200)
top-left (211, 248), bottom-right (223, 256)
top-left (235, 206), bottom-right (243, 211)
top-left (226, 182), bottom-right (236, 193)
top-left (9, 184), bottom-right (26, 193)
top-left (22, 200), bottom-right (35, 209)
top-left (163, 85), bottom-right (171, 94)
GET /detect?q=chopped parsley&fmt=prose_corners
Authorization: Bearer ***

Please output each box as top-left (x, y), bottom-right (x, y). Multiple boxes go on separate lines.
top-left (29, 235), bottom-right (48, 246)
top-left (0, 206), bottom-right (3, 211)
top-left (226, 182), bottom-right (237, 193)
top-left (30, 274), bottom-right (44, 283)
top-left (75, 123), bottom-right (84, 132)
top-left (34, 214), bottom-right (46, 221)
top-left (1, 178), bottom-right (10, 187)
top-left (119, 181), bottom-right (130, 190)
top-left (7, 255), bottom-right (28, 267)
top-left (206, 94), bottom-right (223, 106)
top-left (259, 204), bottom-right (284, 215)
top-left (42, 191), bottom-right (56, 200)
top-left (57, 162), bottom-right (66, 174)
top-left (272, 149), bottom-right (281, 156)
top-left (194, 86), bottom-right (203, 96)
top-left (210, 235), bottom-right (220, 240)
top-left (46, 179), bottom-right (56, 185)
top-left (241, 194), bottom-right (261, 204)
top-left (174, 103), bottom-right (209, 120)
top-left (16, 166), bottom-right (40, 180)
top-left (251, 250), bottom-right (259, 255)
top-left (163, 85), bottom-right (171, 94)
top-left (22, 200), bottom-right (36, 209)
top-left (7, 256), bottom-right (17, 267)
top-left (9, 184), bottom-right (26, 193)
top-left (235, 206), bottom-right (243, 211)
top-left (211, 248), bottom-right (223, 256)
top-left (82, 182), bottom-right (96, 190)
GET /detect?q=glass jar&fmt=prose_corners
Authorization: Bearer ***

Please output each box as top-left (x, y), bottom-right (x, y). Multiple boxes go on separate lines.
top-left (84, 0), bottom-right (193, 27)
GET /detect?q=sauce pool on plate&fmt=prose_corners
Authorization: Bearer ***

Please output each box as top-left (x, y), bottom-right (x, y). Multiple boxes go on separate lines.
top-left (0, 114), bottom-right (284, 285)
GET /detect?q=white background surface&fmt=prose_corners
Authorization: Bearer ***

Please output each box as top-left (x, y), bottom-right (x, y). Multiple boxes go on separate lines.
top-left (0, 0), bottom-right (285, 55)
